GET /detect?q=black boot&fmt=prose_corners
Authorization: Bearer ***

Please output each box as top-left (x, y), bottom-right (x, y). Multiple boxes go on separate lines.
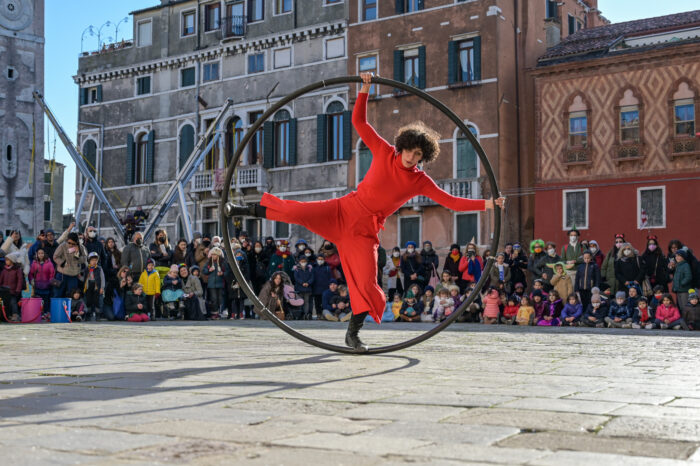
top-left (345, 312), bottom-right (369, 352)
top-left (223, 203), bottom-right (266, 218)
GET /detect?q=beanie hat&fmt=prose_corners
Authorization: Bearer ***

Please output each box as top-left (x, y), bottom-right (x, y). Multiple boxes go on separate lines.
top-left (591, 295), bottom-right (601, 303)
top-left (189, 265), bottom-right (200, 273)
top-left (405, 290), bottom-right (415, 299)
top-left (405, 241), bottom-right (417, 249)
top-left (615, 291), bottom-right (626, 299)
top-left (329, 279), bottom-right (338, 285)
top-left (532, 289), bottom-right (543, 298)
top-left (514, 282), bottom-right (524, 289)
top-left (591, 287), bottom-right (601, 295)
top-left (147, 258), bottom-right (155, 266)
top-left (689, 291), bottom-right (698, 301)
top-left (424, 285), bottom-right (434, 293)
top-left (170, 264), bottom-right (180, 274)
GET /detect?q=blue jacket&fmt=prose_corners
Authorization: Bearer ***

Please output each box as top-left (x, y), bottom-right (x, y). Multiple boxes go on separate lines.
top-left (608, 301), bottom-right (631, 320)
top-left (561, 303), bottom-right (582, 319)
top-left (293, 264), bottom-right (314, 294)
top-left (312, 264), bottom-right (332, 295)
top-left (322, 289), bottom-right (338, 311)
top-left (574, 262), bottom-right (601, 291)
top-left (583, 302), bottom-right (608, 321)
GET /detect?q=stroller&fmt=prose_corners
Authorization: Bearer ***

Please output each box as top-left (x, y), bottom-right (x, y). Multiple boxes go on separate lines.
top-left (161, 288), bottom-right (185, 320)
top-left (282, 284), bottom-right (306, 320)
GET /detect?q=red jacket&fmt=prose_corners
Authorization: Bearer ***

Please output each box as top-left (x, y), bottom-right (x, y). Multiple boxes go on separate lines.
top-left (503, 304), bottom-right (519, 318)
top-left (29, 260), bottom-right (55, 290)
top-left (655, 303), bottom-right (681, 322)
top-left (458, 255), bottom-right (483, 282)
top-left (0, 264), bottom-right (24, 296)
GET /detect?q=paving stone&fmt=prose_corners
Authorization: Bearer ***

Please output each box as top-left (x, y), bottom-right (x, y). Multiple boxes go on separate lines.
top-left (0, 444), bottom-right (99, 465)
top-left (667, 398), bottom-right (700, 408)
top-left (411, 444), bottom-right (548, 464)
top-left (530, 450), bottom-right (689, 465)
top-left (366, 420), bottom-right (519, 445)
top-left (343, 403), bottom-right (464, 422)
top-left (498, 397), bottom-right (626, 415)
top-left (271, 432), bottom-right (433, 456)
top-left (600, 416), bottom-right (700, 442)
top-left (566, 389), bottom-right (674, 405)
top-left (497, 431), bottom-right (696, 460)
top-left (441, 407), bottom-right (609, 433)
top-left (610, 404), bottom-right (700, 420)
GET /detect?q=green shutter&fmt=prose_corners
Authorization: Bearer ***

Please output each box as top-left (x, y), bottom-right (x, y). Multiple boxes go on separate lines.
top-left (417, 0), bottom-right (424, 9)
top-left (96, 85), bottom-right (103, 102)
top-left (447, 41), bottom-right (457, 85)
top-left (289, 118), bottom-right (297, 166)
top-left (342, 111), bottom-right (352, 161)
top-left (79, 88), bottom-right (87, 106)
top-left (393, 50), bottom-right (404, 91)
top-left (262, 121), bottom-right (274, 168)
top-left (395, 0), bottom-right (404, 14)
top-left (146, 130), bottom-right (155, 183)
top-left (418, 46), bottom-right (426, 89)
top-left (316, 114), bottom-right (327, 163)
top-left (126, 133), bottom-right (134, 185)
top-left (473, 36), bottom-right (482, 81)
top-left (179, 125), bottom-right (194, 171)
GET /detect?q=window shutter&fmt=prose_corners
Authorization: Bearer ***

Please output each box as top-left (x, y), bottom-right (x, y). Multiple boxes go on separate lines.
top-left (447, 41), bottom-right (457, 85)
top-left (393, 49), bottom-right (404, 91)
top-left (247, 0), bottom-right (253, 22)
top-left (316, 114), bottom-right (327, 163)
top-left (96, 85), bottom-right (103, 102)
top-left (262, 121), bottom-right (274, 168)
top-left (146, 130), bottom-right (155, 183)
top-left (395, 0), bottom-right (404, 14)
top-left (418, 45), bottom-right (426, 89)
top-left (126, 133), bottom-right (134, 185)
top-left (417, 0), bottom-right (424, 10)
top-left (289, 118), bottom-right (297, 166)
top-left (79, 88), bottom-right (87, 106)
top-left (473, 36), bottom-right (482, 81)
top-left (342, 110), bottom-right (352, 160)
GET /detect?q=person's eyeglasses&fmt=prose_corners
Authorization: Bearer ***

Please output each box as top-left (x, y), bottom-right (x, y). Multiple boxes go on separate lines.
top-left (67, 242), bottom-right (77, 246)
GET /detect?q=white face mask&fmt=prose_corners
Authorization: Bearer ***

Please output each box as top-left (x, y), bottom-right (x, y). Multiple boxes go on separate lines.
top-left (316, 259), bottom-right (324, 266)
top-left (299, 262), bottom-right (307, 268)
top-left (279, 246), bottom-right (287, 253)
top-left (547, 249), bottom-right (556, 257)
top-left (392, 252), bottom-right (400, 258)
top-left (254, 247), bottom-right (262, 253)
top-left (305, 252), bottom-right (312, 257)
top-left (407, 248), bottom-right (415, 254)
top-left (590, 247), bottom-right (597, 254)
top-left (569, 236), bottom-right (577, 245)
top-left (623, 249), bottom-right (632, 257)
top-left (88, 231), bottom-right (96, 239)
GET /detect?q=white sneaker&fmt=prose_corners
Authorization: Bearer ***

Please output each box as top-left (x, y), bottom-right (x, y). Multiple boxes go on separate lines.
top-left (631, 323), bottom-right (640, 329)
top-left (660, 323), bottom-right (668, 329)
top-left (645, 323), bottom-right (653, 329)
top-left (672, 325), bottom-right (681, 330)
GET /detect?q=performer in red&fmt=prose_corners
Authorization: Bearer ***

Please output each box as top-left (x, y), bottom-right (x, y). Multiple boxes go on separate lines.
top-left (226, 73), bottom-right (505, 351)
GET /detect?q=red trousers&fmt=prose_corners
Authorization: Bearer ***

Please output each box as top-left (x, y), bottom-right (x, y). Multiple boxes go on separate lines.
top-left (261, 192), bottom-right (386, 323)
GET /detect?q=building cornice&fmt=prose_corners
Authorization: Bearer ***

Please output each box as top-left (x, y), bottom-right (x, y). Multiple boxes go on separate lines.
top-left (73, 21), bottom-right (346, 85)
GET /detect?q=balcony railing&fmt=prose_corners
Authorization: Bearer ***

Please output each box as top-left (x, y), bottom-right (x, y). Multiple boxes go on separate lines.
top-left (222, 16), bottom-right (246, 38)
top-left (404, 179), bottom-right (480, 207)
top-left (190, 165), bottom-right (266, 193)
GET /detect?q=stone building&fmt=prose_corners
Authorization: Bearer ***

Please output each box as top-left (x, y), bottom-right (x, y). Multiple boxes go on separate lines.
top-left (532, 10), bottom-right (700, 251)
top-left (0, 0), bottom-right (44, 237)
top-left (43, 158), bottom-right (64, 233)
top-left (346, 0), bottom-right (606, 252)
top-left (75, 0), bottom-right (348, 244)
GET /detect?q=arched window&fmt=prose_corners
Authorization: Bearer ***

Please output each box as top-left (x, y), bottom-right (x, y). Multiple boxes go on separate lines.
top-left (568, 95), bottom-right (588, 148)
top-left (225, 117), bottom-right (243, 166)
top-left (274, 110), bottom-right (291, 167)
top-left (179, 124), bottom-right (195, 171)
top-left (327, 101), bottom-right (344, 161)
top-left (135, 133), bottom-right (148, 184)
top-left (455, 126), bottom-right (478, 179)
top-left (672, 81), bottom-right (696, 137)
top-left (82, 140), bottom-right (97, 178)
top-left (618, 89), bottom-right (641, 143)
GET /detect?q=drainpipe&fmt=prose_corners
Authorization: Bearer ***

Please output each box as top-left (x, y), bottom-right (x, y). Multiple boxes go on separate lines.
top-left (513, 0), bottom-right (523, 241)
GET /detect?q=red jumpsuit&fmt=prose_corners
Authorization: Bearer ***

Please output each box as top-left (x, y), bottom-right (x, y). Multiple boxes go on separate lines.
top-left (261, 92), bottom-right (486, 323)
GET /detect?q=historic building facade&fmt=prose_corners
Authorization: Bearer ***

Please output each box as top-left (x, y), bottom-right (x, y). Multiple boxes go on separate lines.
top-left (43, 158), bottom-right (64, 233)
top-left (0, 0), bottom-right (44, 237)
top-left (75, 0), bottom-right (349, 244)
top-left (346, 0), bottom-right (606, 252)
top-left (532, 11), bottom-right (700, 250)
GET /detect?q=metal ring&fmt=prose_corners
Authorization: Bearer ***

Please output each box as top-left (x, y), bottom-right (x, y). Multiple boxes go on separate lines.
top-left (221, 76), bottom-right (501, 354)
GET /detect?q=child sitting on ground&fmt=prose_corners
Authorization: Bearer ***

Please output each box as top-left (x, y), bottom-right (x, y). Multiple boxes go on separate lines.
top-left (653, 294), bottom-right (688, 330)
top-left (511, 282), bottom-right (525, 303)
top-left (581, 294), bottom-right (607, 327)
top-left (531, 289), bottom-right (546, 323)
top-left (538, 289), bottom-right (563, 326)
top-left (501, 296), bottom-right (519, 324)
top-left (421, 286), bottom-right (436, 322)
top-left (399, 290), bottom-right (423, 322)
top-left (481, 287), bottom-right (501, 325)
top-left (126, 283), bottom-right (150, 322)
top-left (515, 296), bottom-right (535, 326)
top-left (390, 292), bottom-right (403, 321)
top-left (560, 293), bottom-right (582, 326)
top-left (328, 285), bottom-right (352, 322)
top-left (70, 288), bottom-right (86, 322)
top-left (682, 291), bottom-right (699, 330)
top-left (632, 296), bottom-right (653, 329)
top-left (433, 287), bottom-right (454, 322)
top-left (606, 291), bottom-right (632, 328)
top-left (162, 264), bottom-right (185, 320)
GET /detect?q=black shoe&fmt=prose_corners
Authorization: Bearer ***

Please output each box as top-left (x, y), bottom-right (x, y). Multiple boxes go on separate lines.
top-left (224, 202), bottom-right (266, 218)
top-left (345, 312), bottom-right (369, 352)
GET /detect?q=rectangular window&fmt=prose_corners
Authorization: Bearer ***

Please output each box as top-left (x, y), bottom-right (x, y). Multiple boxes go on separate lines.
top-left (456, 213), bottom-right (478, 246)
top-left (362, 0), bottom-right (377, 21)
top-left (274, 0), bottom-right (292, 14)
top-left (620, 106), bottom-right (640, 142)
top-left (402, 0), bottom-right (422, 13)
top-left (137, 20), bottom-right (152, 47)
top-left (180, 67), bottom-right (195, 87)
top-left (44, 172), bottom-right (52, 184)
top-left (248, 52), bottom-right (265, 73)
top-left (182, 10), bottom-right (195, 36)
top-left (357, 144), bottom-right (372, 183)
top-left (203, 62), bottom-right (219, 82)
top-left (457, 40), bottom-right (475, 82)
top-left (204, 3), bottom-right (221, 31)
top-left (136, 76), bottom-right (151, 95)
top-left (569, 112), bottom-right (587, 147)
top-left (403, 48), bottom-right (419, 87)
top-left (249, 111), bottom-right (264, 164)
top-left (325, 37), bottom-right (345, 59)
top-left (328, 112), bottom-right (344, 161)
top-left (44, 201), bottom-right (51, 222)
top-left (273, 48), bottom-right (291, 69)
top-left (202, 206), bottom-right (219, 238)
top-left (568, 14), bottom-right (575, 35)
top-left (249, 0), bottom-right (264, 22)
top-left (275, 221), bottom-right (289, 239)
top-left (563, 189), bottom-right (588, 230)
top-left (358, 55), bottom-right (378, 96)
top-left (638, 187), bottom-right (665, 229)
top-left (675, 100), bottom-right (695, 136)
top-left (546, 0), bottom-right (558, 19)
top-left (399, 216), bottom-right (420, 249)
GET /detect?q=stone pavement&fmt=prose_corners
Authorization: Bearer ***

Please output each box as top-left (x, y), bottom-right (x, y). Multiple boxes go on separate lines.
top-left (2, 321), bottom-right (700, 465)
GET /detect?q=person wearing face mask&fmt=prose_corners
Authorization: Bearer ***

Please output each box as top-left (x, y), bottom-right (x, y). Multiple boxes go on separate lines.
top-left (602, 233), bottom-right (625, 295)
top-left (458, 242), bottom-right (484, 288)
top-left (263, 236), bottom-right (277, 262)
top-left (504, 243), bottom-right (528, 291)
top-left (384, 246), bottom-right (404, 302)
top-left (527, 239), bottom-right (547, 289)
top-left (442, 243), bottom-right (464, 292)
top-left (250, 241), bottom-right (269, 295)
top-left (540, 241), bottom-right (561, 290)
top-left (52, 232), bottom-right (88, 298)
top-left (614, 242), bottom-right (645, 289)
top-left (641, 235), bottom-right (668, 294)
top-left (320, 241), bottom-right (344, 283)
top-left (401, 241), bottom-right (425, 291)
top-left (587, 240), bottom-right (605, 269)
top-left (561, 228), bottom-right (584, 268)
top-left (121, 232), bottom-right (151, 283)
top-left (268, 240), bottom-right (296, 280)
top-left (149, 229), bottom-right (173, 268)
top-left (293, 239), bottom-right (309, 262)
top-left (311, 253), bottom-right (332, 319)
top-left (293, 256), bottom-right (315, 319)
top-left (420, 240), bottom-right (439, 285)
top-left (84, 226), bottom-right (109, 271)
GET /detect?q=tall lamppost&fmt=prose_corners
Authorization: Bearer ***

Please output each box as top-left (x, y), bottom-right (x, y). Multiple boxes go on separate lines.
top-left (81, 25), bottom-right (95, 53)
top-left (114, 17), bottom-right (129, 42)
top-left (97, 21), bottom-right (113, 49)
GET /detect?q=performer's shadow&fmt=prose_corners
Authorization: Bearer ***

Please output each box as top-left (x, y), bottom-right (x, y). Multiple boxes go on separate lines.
top-left (0, 354), bottom-right (419, 426)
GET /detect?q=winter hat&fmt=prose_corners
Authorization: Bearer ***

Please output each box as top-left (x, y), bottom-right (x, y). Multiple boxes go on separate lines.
top-left (589, 240), bottom-right (599, 248)
top-left (212, 236), bottom-right (222, 244)
top-left (423, 240), bottom-right (433, 247)
top-left (405, 241), bottom-right (417, 249)
top-left (5, 251), bottom-right (22, 264)
top-left (405, 290), bottom-right (415, 299)
top-left (294, 239), bottom-right (308, 247)
top-left (208, 246), bottom-right (223, 257)
top-left (179, 264), bottom-right (189, 272)
top-left (450, 243), bottom-right (460, 251)
top-left (675, 249), bottom-right (688, 260)
top-left (45, 228), bottom-right (55, 235)
top-left (532, 289), bottom-right (543, 298)
top-left (329, 279), bottom-right (338, 285)
top-left (530, 239), bottom-right (545, 253)
top-left (591, 295), bottom-right (601, 303)
top-left (591, 287), bottom-right (601, 295)
top-left (189, 265), bottom-right (200, 273)
top-left (193, 231), bottom-right (202, 240)
top-left (615, 291), bottom-right (627, 300)
top-left (688, 291), bottom-right (698, 301)
top-left (170, 264), bottom-right (180, 274)
top-left (88, 252), bottom-right (99, 261)
top-left (514, 282), bottom-right (524, 289)
top-left (277, 239), bottom-right (289, 247)
top-left (147, 258), bottom-right (156, 266)
top-left (424, 285), bottom-right (434, 293)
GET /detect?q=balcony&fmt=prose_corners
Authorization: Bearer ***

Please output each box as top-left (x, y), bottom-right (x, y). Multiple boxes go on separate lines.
top-left (563, 146), bottom-right (592, 168)
top-left (190, 165), bottom-right (266, 194)
top-left (670, 136), bottom-right (699, 158)
top-left (222, 16), bottom-right (245, 39)
top-left (612, 141), bottom-right (645, 164)
top-left (403, 179), bottom-right (480, 208)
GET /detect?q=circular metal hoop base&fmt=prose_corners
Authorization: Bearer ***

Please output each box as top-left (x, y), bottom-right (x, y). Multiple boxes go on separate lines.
top-left (221, 75), bottom-right (501, 354)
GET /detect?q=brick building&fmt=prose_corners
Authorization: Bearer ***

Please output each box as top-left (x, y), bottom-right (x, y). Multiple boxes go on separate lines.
top-left (532, 11), bottom-right (700, 252)
top-left (346, 0), bottom-right (606, 253)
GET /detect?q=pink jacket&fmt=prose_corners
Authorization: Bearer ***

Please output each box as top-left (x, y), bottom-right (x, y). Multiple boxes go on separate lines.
top-left (654, 304), bottom-right (680, 322)
top-left (482, 293), bottom-right (501, 319)
top-left (29, 260), bottom-right (55, 290)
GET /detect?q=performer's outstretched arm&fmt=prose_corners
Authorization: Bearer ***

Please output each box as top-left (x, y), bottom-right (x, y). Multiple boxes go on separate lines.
top-left (420, 176), bottom-right (486, 212)
top-left (353, 73), bottom-right (393, 155)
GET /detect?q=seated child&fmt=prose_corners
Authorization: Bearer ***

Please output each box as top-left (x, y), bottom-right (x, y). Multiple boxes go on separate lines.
top-left (531, 289), bottom-right (546, 322)
top-left (632, 296), bottom-right (654, 329)
top-left (560, 293), bottom-right (582, 326)
top-left (433, 287), bottom-right (454, 322)
top-left (501, 296), bottom-right (519, 324)
top-left (530, 279), bottom-right (549, 301)
top-left (682, 291), bottom-right (699, 330)
top-left (481, 287), bottom-right (501, 325)
top-left (70, 288), bottom-right (86, 322)
top-left (390, 293), bottom-right (403, 321)
top-left (653, 294), bottom-right (688, 330)
top-left (161, 264), bottom-right (185, 320)
top-left (329, 285), bottom-right (352, 322)
top-left (126, 283), bottom-right (150, 322)
top-left (626, 284), bottom-right (641, 311)
top-left (399, 290), bottom-right (423, 322)
top-left (515, 296), bottom-right (535, 326)
top-left (511, 282), bottom-right (525, 303)
top-left (605, 291), bottom-right (632, 328)
top-left (538, 289), bottom-right (562, 326)
top-left (420, 286), bottom-right (436, 322)
top-left (581, 295), bottom-right (608, 327)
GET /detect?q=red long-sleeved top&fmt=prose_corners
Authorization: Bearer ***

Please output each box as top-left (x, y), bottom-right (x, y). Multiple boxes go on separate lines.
top-left (352, 92), bottom-right (486, 218)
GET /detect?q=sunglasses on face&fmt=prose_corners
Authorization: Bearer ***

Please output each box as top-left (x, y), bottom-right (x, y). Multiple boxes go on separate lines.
top-left (67, 241), bottom-right (77, 246)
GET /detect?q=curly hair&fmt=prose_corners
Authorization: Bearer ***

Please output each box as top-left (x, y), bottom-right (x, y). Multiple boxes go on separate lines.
top-left (394, 121), bottom-right (441, 163)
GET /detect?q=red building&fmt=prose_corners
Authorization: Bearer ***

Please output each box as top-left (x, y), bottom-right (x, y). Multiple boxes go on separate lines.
top-left (532, 11), bottom-right (700, 252)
